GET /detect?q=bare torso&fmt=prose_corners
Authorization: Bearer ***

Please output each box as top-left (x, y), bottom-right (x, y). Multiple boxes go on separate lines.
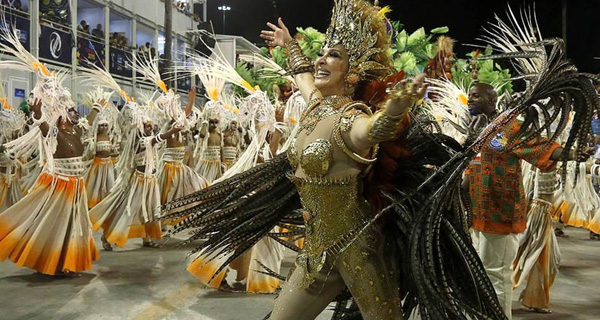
top-left (96, 134), bottom-right (111, 158)
top-left (207, 131), bottom-right (222, 147)
top-left (54, 126), bottom-right (85, 159)
top-left (223, 130), bottom-right (239, 148)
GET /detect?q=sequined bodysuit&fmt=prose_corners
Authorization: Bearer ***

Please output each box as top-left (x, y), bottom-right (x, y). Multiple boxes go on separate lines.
top-left (272, 98), bottom-right (403, 319)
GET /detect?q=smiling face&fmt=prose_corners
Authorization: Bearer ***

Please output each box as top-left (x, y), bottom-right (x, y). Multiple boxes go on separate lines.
top-left (314, 44), bottom-right (350, 97)
top-left (468, 84), bottom-right (498, 117)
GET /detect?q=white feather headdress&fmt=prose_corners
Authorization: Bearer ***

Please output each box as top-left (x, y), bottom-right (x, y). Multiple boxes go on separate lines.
top-left (0, 15), bottom-right (76, 172)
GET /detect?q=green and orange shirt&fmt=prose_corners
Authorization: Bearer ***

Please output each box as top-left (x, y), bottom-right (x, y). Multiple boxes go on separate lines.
top-left (467, 117), bottom-right (561, 234)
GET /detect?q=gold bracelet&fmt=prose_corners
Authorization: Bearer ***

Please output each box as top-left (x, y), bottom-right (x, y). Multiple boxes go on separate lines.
top-left (366, 109), bottom-right (408, 143)
top-left (286, 39), bottom-right (314, 76)
top-left (333, 103), bottom-right (378, 165)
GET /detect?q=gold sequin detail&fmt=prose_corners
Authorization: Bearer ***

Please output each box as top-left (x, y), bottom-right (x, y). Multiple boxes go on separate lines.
top-left (300, 96), bottom-right (352, 136)
top-left (300, 139), bottom-right (333, 177)
top-left (289, 175), bottom-right (370, 289)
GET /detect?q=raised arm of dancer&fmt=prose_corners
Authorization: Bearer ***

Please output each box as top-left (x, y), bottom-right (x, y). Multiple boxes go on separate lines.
top-left (31, 98), bottom-right (50, 136)
top-left (261, 18), bottom-right (318, 104)
top-left (185, 86), bottom-right (197, 117)
top-left (87, 99), bottom-right (107, 124)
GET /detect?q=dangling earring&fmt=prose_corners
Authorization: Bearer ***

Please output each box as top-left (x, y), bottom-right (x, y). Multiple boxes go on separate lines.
top-left (345, 72), bottom-right (359, 97)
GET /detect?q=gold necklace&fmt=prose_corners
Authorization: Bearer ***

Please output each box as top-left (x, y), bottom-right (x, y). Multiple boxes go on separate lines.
top-left (300, 95), bottom-right (352, 136)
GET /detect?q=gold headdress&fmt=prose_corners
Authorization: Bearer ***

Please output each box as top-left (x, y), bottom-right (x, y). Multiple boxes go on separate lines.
top-left (324, 0), bottom-right (393, 81)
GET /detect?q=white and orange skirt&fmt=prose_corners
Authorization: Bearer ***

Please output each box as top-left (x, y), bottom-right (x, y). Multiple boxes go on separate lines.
top-left (0, 169), bottom-right (24, 213)
top-left (89, 170), bottom-right (162, 247)
top-left (222, 146), bottom-right (238, 171)
top-left (159, 147), bottom-right (209, 225)
top-left (0, 157), bottom-right (99, 275)
top-left (553, 162), bottom-right (596, 228)
top-left (512, 198), bottom-right (560, 309)
top-left (187, 232), bottom-right (284, 293)
top-left (21, 158), bottom-right (43, 194)
top-left (84, 156), bottom-right (116, 208)
top-left (195, 146), bottom-right (223, 183)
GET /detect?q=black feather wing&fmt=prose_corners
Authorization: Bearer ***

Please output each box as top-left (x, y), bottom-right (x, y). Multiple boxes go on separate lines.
top-left (160, 153), bottom-right (302, 277)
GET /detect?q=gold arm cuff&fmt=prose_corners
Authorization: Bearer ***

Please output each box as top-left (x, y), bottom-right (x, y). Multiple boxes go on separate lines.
top-left (366, 108), bottom-right (408, 143)
top-left (333, 102), bottom-right (378, 165)
top-left (286, 39), bottom-right (314, 75)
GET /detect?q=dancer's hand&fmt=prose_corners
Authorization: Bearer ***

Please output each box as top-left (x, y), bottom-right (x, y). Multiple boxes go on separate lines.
top-left (96, 99), bottom-right (108, 108)
top-left (387, 73), bottom-right (429, 116)
top-left (30, 98), bottom-right (42, 115)
top-left (169, 124), bottom-right (183, 135)
top-left (577, 146), bottom-right (595, 162)
top-left (260, 18), bottom-right (292, 47)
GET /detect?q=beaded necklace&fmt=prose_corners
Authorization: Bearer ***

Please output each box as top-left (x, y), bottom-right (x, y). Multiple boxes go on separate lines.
top-left (300, 95), bottom-right (352, 136)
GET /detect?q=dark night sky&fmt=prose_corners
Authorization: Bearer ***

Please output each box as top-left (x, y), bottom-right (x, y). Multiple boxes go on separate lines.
top-left (196, 0), bottom-right (600, 73)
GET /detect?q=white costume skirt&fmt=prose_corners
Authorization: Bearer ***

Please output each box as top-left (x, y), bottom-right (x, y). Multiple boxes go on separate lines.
top-left (0, 170), bottom-right (24, 213)
top-left (160, 147), bottom-right (209, 225)
top-left (223, 146), bottom-right (238, 171)
top-left (187, 231), bottom-right (285, 293)
top-left (89, 170), bottom-right (162, 247)
top-left (22, 158), bottom-right (43, 194)
top-left (84, 156), bottom-right (116, 208)
top-left (0, 157), bottom-right (99, 275)
top-left (512, 199), bottom-right (560, 309)
top-left (196, 146), bottom-right (223, 183)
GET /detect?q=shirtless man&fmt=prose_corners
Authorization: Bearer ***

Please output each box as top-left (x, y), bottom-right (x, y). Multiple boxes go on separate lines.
top-left (222, 119), bottom-right (242, 170)
top-left (159, 87), bottom-right (209, 226)
top-left (196, 115), bottom-right (224, 182)
top-left (0, 96), bottom-right (103, 276)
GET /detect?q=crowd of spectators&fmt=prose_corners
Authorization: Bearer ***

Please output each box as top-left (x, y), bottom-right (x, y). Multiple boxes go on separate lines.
top-left (77, 20), bottom-right (106, 41)
top-left (110, 32), bottom-right (131, 50)
top-left (138, 42), bottom-right (157, 59)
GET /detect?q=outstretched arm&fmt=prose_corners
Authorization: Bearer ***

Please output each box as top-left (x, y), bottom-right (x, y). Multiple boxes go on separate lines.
top-left (185, 86), bottom-right (197, 117)
top-left (346, 74), bottom-right (429, 152)
top-left (261, 18), bottom-right (320, 104)
top-left (550, 146), bottom-right (594, 162)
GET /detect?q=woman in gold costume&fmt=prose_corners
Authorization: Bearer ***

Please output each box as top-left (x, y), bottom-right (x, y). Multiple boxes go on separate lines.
top-left (259, 1), bottom-right (423, 318)
top-left (162, 1), bottom-right (514, 319)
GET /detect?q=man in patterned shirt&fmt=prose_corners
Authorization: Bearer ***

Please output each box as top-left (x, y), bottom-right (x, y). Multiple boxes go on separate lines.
top-left (464, 84), bottom-right (588, 319)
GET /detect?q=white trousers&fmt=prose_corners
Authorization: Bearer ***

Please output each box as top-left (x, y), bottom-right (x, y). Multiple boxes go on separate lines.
top-left (471, 229), bottom-right (519, 320)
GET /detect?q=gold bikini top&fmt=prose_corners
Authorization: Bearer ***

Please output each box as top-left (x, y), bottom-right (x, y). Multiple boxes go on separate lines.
top-left (287, 100), bottom-right (378, 177)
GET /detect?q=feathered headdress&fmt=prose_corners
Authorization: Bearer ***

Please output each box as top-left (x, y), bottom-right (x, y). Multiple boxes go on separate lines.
top-left (79, 64), bottom-right (131, 103)
top-left (0, 101), bottom-right (28, 144)
top-left (133, 53), bottom-right (199, 131)
top-left (182, 32), bottom-right (256, 95)
top-left (0, 15), bottom-right (76, 172)
top-left (324, 0), bottom-right (393, 81)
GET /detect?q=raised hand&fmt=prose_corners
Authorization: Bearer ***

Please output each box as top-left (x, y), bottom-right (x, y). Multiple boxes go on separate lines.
top-left (96, 99), bottom-right (108, 108)
top-left (30, 98), bottom-right (42, 114)
top-left (388, 73), bottom-right (429, 115)
top-left (260, 18), bottom-right (293, 47)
